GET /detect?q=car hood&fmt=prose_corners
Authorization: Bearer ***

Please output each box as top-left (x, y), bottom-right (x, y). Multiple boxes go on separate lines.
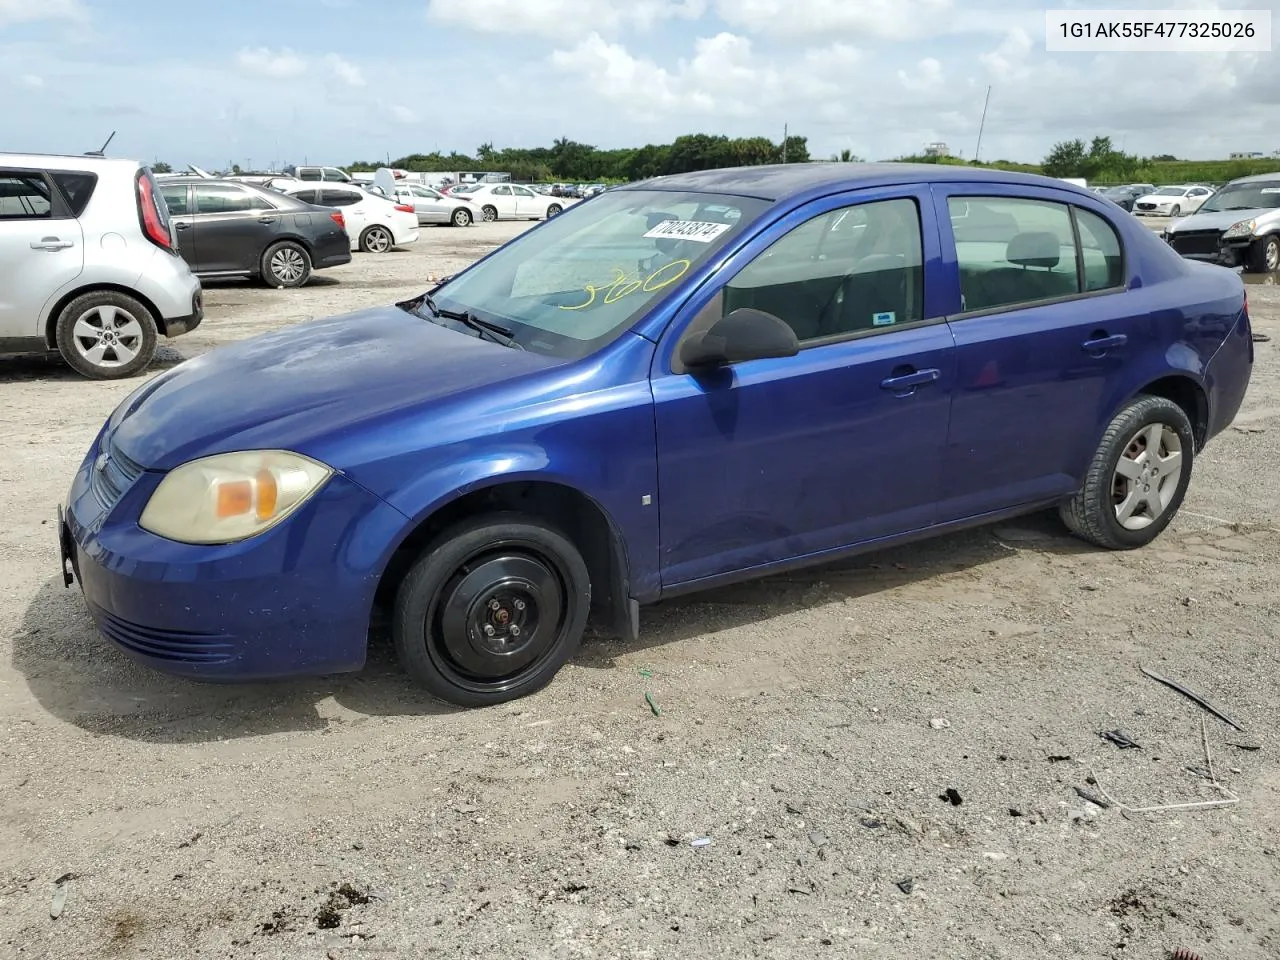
top-left (107, 305), bottom-right (560, 471)
top-left (1167, 207), bottom-right (1280, 232)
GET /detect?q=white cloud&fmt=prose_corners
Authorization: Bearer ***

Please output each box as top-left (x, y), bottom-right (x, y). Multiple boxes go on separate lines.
top-left (236, 46), bottom-right (307, 78)
top-left (20, 72), bottom-right (43, 87)
top-left (979, 27), bottom-right (1033, 81)
top-left (715, 0), bottom-right (953, 40)
top-left (0, 0), bottom-right (85, 26)
top-left (897, 57), bottom-right (943, 92)
top-left (428, 0), bottom-right (705, 39)
top-left (389, 104), bottom-right (419, 123)
top-left (324, 53), bottom-right (365, 86)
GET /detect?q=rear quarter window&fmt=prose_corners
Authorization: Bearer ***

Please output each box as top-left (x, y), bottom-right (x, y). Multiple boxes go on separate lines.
top-left (0, 172), bottom-right (53, 219)
top-left (51, 172), bottom-right (98, 217)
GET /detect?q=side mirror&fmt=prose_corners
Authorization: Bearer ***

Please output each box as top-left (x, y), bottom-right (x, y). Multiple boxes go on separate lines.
top-left (679, 308), bottom-right (800, 370)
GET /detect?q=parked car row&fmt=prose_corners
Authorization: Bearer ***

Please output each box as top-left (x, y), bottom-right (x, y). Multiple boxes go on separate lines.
top-left (1162, 172), bottom-right (1280, 274)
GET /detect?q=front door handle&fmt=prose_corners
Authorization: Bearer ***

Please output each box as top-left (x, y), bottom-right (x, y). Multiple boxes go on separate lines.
top-left (880, 367), bottom-right (941, 394)
top-left (30, 237), bottom-right (73, 251)
top-left (1082, 333), bottom-right (1127, 353)
top-left (258, 216), bottom-right (278, 224)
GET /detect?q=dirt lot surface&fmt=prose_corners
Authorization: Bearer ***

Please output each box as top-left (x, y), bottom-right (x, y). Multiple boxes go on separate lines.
top-left (2, 216), bottom-right (1279, 960)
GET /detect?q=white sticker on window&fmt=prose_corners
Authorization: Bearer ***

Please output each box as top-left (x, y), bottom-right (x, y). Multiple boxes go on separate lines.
top-left (643, 219), bottom-right (732, 243)
top-left (872, 311), bottom-right (896, 326)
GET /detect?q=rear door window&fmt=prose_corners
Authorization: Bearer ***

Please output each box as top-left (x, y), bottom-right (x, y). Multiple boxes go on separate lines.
top-left (160, 183), bottom-right (191, 215)
top-left (320, 188), bottom-right (362, 206)
top-left (0, 172), bottom-right (53, 219)
top-left (51, 172), bottom-right (98, 216)
top-left (194, 184), bottom-right (260, 214)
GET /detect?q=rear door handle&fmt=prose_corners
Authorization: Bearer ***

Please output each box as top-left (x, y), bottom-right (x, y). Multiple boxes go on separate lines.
top-left (880, 367), bottom-right (941, 393)
top-left (175, 222), bottom-right (191, 230)
top-left (1082, 333), bottom-right (1127, 353)
top-left (30, 237), bottom-right (73, 251)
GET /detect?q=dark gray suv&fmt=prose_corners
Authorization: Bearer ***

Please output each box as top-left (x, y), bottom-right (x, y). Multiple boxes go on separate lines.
top-left (158, 178), bottom-right (352, 287)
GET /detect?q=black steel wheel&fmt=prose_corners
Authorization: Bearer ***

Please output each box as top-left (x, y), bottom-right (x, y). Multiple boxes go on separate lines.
top-left (392, 513), bottom-right (591, 706)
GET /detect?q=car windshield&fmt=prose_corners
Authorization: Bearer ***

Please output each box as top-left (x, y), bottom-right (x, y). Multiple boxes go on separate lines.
top-left (429, 188), bottom-right (770, 359)
top-left (1154, 187), bottom-right (1187, 196)
top-left (1197, 180), bottom-right (1280, 213)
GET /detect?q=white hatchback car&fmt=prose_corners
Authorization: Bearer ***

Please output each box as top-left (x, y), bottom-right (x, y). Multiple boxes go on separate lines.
top-left (465, 183), bottom-right (568, 222)
top-left (273, 182), bottom-right (419, 253)
top-left (0, 153), bottom-right (203, 379)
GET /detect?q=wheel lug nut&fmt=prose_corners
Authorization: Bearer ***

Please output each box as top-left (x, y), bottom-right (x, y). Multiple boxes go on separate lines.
top-left (483, 624), bottom-right (496, 637)
top-left (488, 599), bottom-right (501, 611)
top-left (510, 625), bottom-right (521, 637)
top-left (514, 599), bottom-right (525, 611)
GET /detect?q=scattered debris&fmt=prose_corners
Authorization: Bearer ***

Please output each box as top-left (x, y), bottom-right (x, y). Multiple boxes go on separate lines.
top-left (691, 837), bottom-right (712, 848)
top-left (644, 692), bottom-right (662, 717)
top-left (53, 872), bottom-right (80, 885)
top-left (1251, 332), bottom-right (1270, 343)
top-left (663, 836), bottom-right (681, 847)
top-left (859, 817), bottom-right (886, 829)
top-left (638, 668), bottom-right (652, 678)
top-left (785, 803), bottom-right (805, 816)
top-left (1170, 949), bottom-right (1205, 960)
top-left (1100, 730), bottom-right (1142, 750)
top-left (1074, 786), bottom-right (1111, 810)
top-left (939, 788), bottom-right (963, 806)
top-left (314, 883), bottom-right (371, 930)
top-left (1140, 665), bottom-right (1247, 732)
top-left (454, 805), bottom-right (479, 815)
top-left (177, 831), bottom-right (203, 849)
top-left (808, 831), bottom-right (828, 848)
top-left (1008, 808), bottom-right (1025, 818)
top-left (1228, 741), bottom-right (1261, 752)
top-left (786, 886), bottom-right (812, 896)
top-left (896, 878), bottom-right (914, 895)
top-left (928, 718), bottom-right (951, 730)
top-left (256, 909), bottom-right (295, 936)
top-left (1089, 722), bottom-right (1241, 814)
top-left (1047, 755), bottom-right (1072, 763)
top-left (1233, 425), bottom-right (1266, 434)
top-left (49, 884), bottom-right (68, 919)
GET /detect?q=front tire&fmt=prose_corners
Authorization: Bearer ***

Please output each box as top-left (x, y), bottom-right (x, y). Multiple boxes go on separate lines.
top-left (1245, 234), bottom-right (1280, 274)
top-left (481, 205), bottom-right (498, 223)
top-left (1059, 395), bottom-right (1195, 550)
top-left (546, 204), bottom-right (562, 218)
top-left (55, 290), bottom-right (158, 380)
top-left (261, 241), bottom-right (312, 288)
top-left (392, 513), bottom-right (592, 707)
top-left (359, 225), bottom-right (394, 253)
top-left (451, 207), bottom-right (473, 227)
top-left (1170, 205), bottom-right (1181, 218)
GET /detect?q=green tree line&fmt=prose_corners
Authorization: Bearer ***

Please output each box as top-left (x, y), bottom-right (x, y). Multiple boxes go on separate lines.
top-left (346, 133), bottom-right (811, 182)
top-left (1040, 136), bottom-right (1280, 184)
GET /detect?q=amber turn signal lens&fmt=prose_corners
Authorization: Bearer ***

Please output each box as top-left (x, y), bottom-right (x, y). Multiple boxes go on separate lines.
top-left (215, 479), bottom-right (253, 518)
top-left (255, 469), bottom-right (278, 520)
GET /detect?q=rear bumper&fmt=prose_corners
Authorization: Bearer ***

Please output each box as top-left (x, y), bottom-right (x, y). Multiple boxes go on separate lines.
top-left (160, 287), bottom-right (204, 338)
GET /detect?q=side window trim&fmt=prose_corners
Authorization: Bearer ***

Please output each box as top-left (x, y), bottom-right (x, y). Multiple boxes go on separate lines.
top-left (938, 188), bottom-right (1129, 321)
top-left (662, 189), bottom-right (942, 376)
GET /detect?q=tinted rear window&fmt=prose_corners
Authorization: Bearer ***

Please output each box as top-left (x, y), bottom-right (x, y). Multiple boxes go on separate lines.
top-left (52, 172), bottom-right (98, 216)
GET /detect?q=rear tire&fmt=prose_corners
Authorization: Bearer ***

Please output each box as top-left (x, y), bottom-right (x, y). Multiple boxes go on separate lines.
top-left (359, 225), bottom-right (394, 253)
top-left (481, 205), bottom-right (498, 223)
top-left (260, 241), bottom-right (312, 288)
top-left (1245, 234), bottom-right (1280, 274)
top-left (1059, 395), bottom-right (1194, 550)
top-left (392, 513), bottom-right (591, 707)
top-left (451, 207), bottom-right (472, 227)
top-left (55, 290), bottom-right (158, 380)
top-left (546, 204), bottom-right (562, 218)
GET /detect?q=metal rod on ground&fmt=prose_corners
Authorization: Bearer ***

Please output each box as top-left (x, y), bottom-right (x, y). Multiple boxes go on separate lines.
top-left (1140, 665), bottom-right (1247, 732)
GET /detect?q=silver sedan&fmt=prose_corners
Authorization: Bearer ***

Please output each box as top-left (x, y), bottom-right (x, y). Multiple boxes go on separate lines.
top-left (374, 183), bottom-right (477, 227)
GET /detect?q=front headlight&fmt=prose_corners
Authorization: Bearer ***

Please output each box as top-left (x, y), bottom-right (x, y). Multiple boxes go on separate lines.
top-left (1223, 219), bottom-right (1257, 240)
top-left (139, 450), bottom-right (333, 544)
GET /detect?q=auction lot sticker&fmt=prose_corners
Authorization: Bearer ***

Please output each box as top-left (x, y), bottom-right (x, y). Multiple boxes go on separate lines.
top-left (643, 220), bottom-right (733, 243)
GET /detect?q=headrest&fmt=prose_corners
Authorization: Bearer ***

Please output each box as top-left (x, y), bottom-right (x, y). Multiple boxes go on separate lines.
top-left (1006, 231), bottom-right (1061, 269)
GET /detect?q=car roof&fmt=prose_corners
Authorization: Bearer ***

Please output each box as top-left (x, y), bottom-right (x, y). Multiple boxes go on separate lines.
top-left (620, 162), bottom-right (1102, 201)
top-left (1227, 171), bottom-right (1280, 184)
top-left (0, 152), bottom-right (141, 172)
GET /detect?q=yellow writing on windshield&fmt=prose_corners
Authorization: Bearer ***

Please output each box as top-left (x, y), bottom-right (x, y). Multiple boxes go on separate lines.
top-left (559, 259), bottom-right (691, 311)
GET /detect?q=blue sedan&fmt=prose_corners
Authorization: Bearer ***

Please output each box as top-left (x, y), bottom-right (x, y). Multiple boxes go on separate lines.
top-left (59, 163), bottom-right (1254, 706)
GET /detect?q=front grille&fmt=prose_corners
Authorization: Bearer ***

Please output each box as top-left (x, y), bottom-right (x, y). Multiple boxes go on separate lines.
top-left (89, 435), bottom-right (145, 511)
top-left (90, 603), bottom-right (235, 664)
top-left (1168, 229), bottom-right (1223, 258)
top-left (1136, 202), bottom-right (1157, 211)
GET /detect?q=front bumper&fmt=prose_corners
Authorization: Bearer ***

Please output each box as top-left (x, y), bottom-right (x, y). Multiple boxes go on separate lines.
top-left (61, 430), bottom-right (408, 681)
top-left (1164, 229), bottom-right (1257, 268)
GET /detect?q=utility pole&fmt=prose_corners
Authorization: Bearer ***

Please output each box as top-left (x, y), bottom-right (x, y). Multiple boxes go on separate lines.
top-left (973, 85), bottom-right (992, 164)
top-left (782, 123), bottom-right (788, 163)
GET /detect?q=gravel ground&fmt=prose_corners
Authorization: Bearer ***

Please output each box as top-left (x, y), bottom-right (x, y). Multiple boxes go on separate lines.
top-left (2, 216), bottom-right (1279, 960)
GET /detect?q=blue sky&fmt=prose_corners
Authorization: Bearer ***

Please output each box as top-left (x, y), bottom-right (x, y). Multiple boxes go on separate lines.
top-left (2, 0), bottom-right (1277, 171)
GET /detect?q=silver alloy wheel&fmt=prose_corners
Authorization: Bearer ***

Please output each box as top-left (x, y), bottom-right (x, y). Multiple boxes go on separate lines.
top-left (71, 304), bottom-right (143, 369)
top-left (482, 206), bottom-right (497, 222)
top-left (270, 246), bottom-right (306, 284)
top-left (1266, 237), bottom-right (1280, 271)
top-left (452, 207), bottom-right (471, 226)
top-left (364, 227), bottom-right (392, 253)
top-left (1112, 422), bottom-right (1183, 530)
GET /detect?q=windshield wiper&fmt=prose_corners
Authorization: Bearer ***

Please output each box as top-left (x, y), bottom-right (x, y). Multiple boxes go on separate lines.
top-left (396, 292), bottom-right (523, 350)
